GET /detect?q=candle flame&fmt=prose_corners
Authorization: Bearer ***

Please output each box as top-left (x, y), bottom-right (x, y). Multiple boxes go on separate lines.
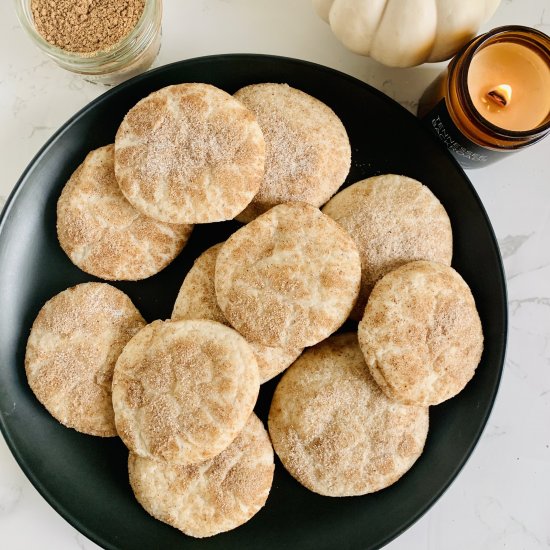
top-left (486, 84), bottom-right (512, 108)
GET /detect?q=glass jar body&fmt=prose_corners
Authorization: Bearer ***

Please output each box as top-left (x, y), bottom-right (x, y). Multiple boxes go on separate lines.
top-left (418, 26), bottom-right (550, 168)
top-left (15, 0), bottom-right (162, 86)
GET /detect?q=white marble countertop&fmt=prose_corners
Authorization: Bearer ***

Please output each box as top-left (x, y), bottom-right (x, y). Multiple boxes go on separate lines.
top-left (1, 1), bottom-right (549, 549)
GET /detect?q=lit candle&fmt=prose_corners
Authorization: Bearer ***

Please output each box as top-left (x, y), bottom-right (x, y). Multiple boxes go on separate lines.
top-left (418, 26), bottom-right (550, 168)
top-left (467, 42), bottom-right (550, 132)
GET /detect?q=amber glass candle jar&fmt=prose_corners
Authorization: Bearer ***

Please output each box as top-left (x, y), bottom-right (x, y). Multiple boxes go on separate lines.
top-left (418, 26), bottom-right (550, 168)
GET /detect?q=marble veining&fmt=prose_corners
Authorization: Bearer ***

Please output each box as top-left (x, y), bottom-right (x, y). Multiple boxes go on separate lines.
top-left (0, 483), bottom-right (22, 516)
top-left (498, 233), bottom-right (534, 259)
top-left (475, 496), bottom-right (545, 549)
top-left (75, 533), bottom-right (98, 550)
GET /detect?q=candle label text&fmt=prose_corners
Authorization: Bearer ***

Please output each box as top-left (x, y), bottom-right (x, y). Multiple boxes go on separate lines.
top-left (431, 115), bottom-right (488, 162)
top-left (422, 100), bottom-right (500, 168)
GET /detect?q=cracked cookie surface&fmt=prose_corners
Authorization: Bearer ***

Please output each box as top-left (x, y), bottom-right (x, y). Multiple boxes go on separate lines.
top-left (322, 174), bottom-right (452, 319)
top-left (57, 145), bottom-right (192, 281)
top-left (172, 243), bottom-right (302, 383)
top-left (358, 260), bottom-right (483, 406)
top-left (112, 319), bottom-right (260, 464)
top-left (234, 83), bottom-right (351, 222)
top-left (129, 414), bottom-right (274, 538)
top-left (268, 333), bottom-right (428, 496)
top-left (215, 202), bottom-right (361, 349)
top-left (114, 83), bottom-right (265, 224)
top-left (25, 282), bottom-right (145, 436)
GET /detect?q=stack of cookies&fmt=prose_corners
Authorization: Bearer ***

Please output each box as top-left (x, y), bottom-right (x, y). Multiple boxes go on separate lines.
top-left (25, 81), bottom-right (484, 538)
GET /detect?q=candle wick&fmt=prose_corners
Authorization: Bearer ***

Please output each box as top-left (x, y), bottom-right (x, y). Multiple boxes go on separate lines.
top-left (486, 84), bottom-right (512, 108)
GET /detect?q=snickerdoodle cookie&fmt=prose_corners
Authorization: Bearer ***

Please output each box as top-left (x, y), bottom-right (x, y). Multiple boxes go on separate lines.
top-left (57, 145), bottom-right (192, 281)
top-left (112, 319), bottom-right (259, 464)
top-left (215, 202), bottom-right (361, 349)
top-left (268, 333), bottom-right (429, 497)
top-left (358, 261), bottom-right (483, 406)
top-left (114, 83), bottom-right (265, 224)
top-left (234, 83), bottom-right (351, 222)
top-left (25, 282), bottom-right (145, 437)
top-left (128, 413), bottom-right (274, 538)
top-left (172, 243), bottom-right (302, 383)
top-left (322, 174), bottom-right (452, 319)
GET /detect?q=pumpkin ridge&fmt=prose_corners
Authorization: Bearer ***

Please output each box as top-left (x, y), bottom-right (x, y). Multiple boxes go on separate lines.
top-left (370, 0), bottom-right (391, 56)
top-left (426, 0), bottom-right (440, 61)
top-left (313, 0), bottom-right (502, 68)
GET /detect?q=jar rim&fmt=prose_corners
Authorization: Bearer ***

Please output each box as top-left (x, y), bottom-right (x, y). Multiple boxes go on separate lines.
top-left (456, 25), bottom-right (550, 140)
top-left (14, 0), bottom-right (160, 68)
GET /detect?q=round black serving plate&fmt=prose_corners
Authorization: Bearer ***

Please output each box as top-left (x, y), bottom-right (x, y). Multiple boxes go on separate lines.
top-left (0, 54), bottom-right (507, 550)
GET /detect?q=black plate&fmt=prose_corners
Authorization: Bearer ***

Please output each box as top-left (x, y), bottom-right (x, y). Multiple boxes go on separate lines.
top-left (0, 54), bottom-right (507, 550)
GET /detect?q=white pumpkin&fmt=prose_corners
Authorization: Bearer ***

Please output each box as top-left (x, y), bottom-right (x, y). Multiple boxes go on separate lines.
top-left (313, 0), bottom-right (501, 67)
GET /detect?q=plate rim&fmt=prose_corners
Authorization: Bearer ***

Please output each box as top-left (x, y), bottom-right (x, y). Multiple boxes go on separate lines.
top-left (0, 53), bottom-right (508, 550)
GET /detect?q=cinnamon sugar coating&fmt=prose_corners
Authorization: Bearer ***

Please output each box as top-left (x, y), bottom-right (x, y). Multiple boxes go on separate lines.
top-left (322, 174), bottom-right (453, 319)
top-left (114, 83), bottom-right (265, 224)
top-left (129, 414), bottom-right (274, 538)
top-left (268, 333), bottom-right (429, 497)
top-left (358, 261), bottom-right (484, 406)
top-left (112, 319), bottom-right (260, 464)
top-left (172, 243), bottom-right (302, 383)
top-left (57, 145), bottom-right (192, 281)
top-left (215, 202), bottom-right (361, 349)
top-left (234, 83), bottom-right (351, 222)
top-left (25, 283), bottom-right (145, 436)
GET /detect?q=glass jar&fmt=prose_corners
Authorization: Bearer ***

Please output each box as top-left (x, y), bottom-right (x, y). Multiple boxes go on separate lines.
top-left (15, 0), bottom-right (162, 86)
top-left (418, 26), bottom-right (550, 168)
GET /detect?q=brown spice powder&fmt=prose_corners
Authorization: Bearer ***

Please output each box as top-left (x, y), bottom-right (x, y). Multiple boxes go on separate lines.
top-left (31, 0), bottom-right (145, 54)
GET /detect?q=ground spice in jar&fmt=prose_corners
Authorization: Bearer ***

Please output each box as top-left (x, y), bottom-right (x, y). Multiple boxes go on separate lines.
top-left (31, 0), bottom-right (146, 54)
